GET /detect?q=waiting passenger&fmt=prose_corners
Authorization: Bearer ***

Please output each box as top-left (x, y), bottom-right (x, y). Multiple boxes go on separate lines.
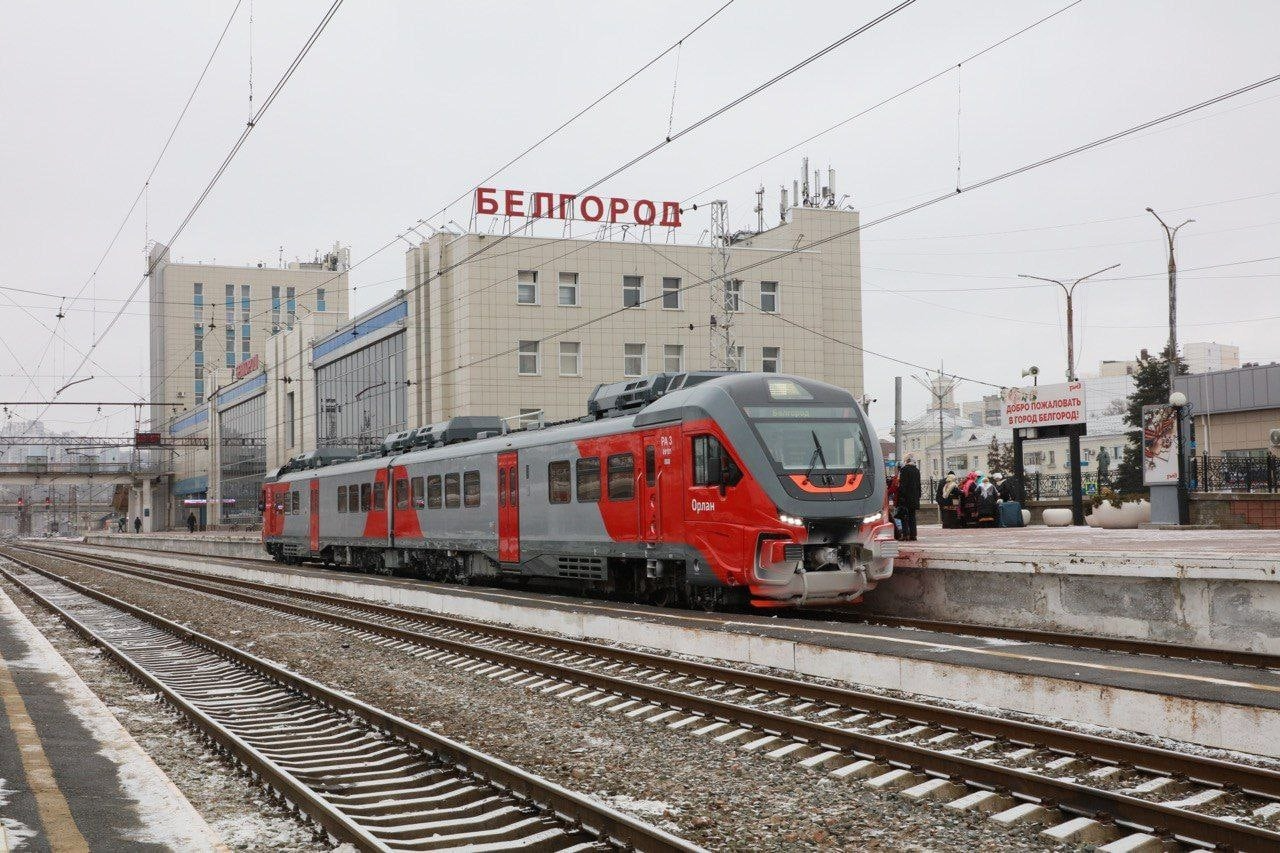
top-left (896, 456), bottom-right (921, 542)
top-left (937, 473), bottom-right (961, 528)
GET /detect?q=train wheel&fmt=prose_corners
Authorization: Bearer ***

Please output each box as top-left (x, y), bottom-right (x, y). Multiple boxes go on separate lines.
top-left (686, 586), bottom-right (724, 612)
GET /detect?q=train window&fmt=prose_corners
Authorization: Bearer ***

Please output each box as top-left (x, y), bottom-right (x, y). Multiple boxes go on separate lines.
top-left (692, 435), bottom-right (743, 487)
top-left (607, 454), bottom-right (634, 500)
top-left (345, 485), bottom-right (357, 513)
top-left (360, 483), bottom-right (371, 512)
top-left (292, 491), bottom-right (300, 514)
top-left (548, 461), bottom-right (571, 504)
top-left (645, 445), bottom-right (656, 487)
top-left (464, 471), bottom-right (481, 507)
top-left (411, 477), bottom-right (425, 509)
top-left (373, 482), bottom-right (386, 510)
top-left (498, 469), bottom-right (507, 507)
top-left (395, 478), bottom-right (410, 510)
top-left (509, 465), bottom-right (518, 507)
top-left (576, 457), bottom-right (600, 502)
top-left (444, 473), bottom-right (461, 508)
top-left (427, 475), bottom-right (442, 509)
top-left (336, 485), bottom-right (346, 512)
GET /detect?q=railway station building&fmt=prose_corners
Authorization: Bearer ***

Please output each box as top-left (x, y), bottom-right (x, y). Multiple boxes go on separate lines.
top-left (156, 201), bottom-right (869, 528)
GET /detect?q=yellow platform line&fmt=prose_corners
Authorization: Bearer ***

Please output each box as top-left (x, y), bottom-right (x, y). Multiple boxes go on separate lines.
top-left (0, 646), bottom-right (89, 852)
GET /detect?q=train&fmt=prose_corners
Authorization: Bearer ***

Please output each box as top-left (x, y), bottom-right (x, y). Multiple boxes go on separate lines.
top-left (261, 371), bottom-right (896, 609)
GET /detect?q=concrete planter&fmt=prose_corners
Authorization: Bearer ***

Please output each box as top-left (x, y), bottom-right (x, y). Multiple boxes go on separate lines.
top-left (1094, 499), bottom-right (1151, 529)
top-left (1042, 507), bottom-right (1073, 527)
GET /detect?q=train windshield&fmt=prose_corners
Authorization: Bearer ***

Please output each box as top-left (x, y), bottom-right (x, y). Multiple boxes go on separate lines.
top-left (743, 405), bottom-right (869, 472)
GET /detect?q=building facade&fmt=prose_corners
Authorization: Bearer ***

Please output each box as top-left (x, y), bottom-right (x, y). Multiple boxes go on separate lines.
top-left (1184, 341), bottom-right (1241, 375)
top-left (153, 204), bottom-right (867, 528)
top-left (1178, 362), bottom-right (1280, 458)
top-left (146, 241), bottom-right (351, 429)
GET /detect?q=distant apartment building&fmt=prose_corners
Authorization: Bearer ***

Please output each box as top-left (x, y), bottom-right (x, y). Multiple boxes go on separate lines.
top-left (146, 241), bottom-right (350, 430)
top-left (1184, 341), bottom-right (1240, 375)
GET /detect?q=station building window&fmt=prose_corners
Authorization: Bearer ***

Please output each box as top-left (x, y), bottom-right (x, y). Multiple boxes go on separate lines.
top-left (662, 277), bottom-right (681, 309)
top-left (558, 341), bottom-right (581, 376)
top-left (762, 346), bottom-right (781, 373)
top-left (663, 344), bottom-right (684, 374)
top-left (518, 341), bottom-right (540, 376)
top-left (516, 270), bottom-right (538, 305)
top-left (558, 272), bottom-right (579, 306)
top-left (725, 279), bottom-right (742, 311)
top-left (217, 392), bottom-right (266, 524)
top-left (624, 343), bottom-right (645, 377)
top-left (622, 275), bottom-right (642, 307)
top-left (760, 281), bottom-right (779, 312)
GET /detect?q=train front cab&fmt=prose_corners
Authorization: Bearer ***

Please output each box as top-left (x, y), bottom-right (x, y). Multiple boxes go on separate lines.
top-left (677, 375), bottom-right (896, 608)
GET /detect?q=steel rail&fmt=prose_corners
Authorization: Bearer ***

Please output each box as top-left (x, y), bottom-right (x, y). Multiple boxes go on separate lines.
top-left (83, 540), bottom-right (1280, 671)
top-left (0, 553), bottom-right (699, 853)
top-left (797, 609), bottom-right (1280, 671)
top-left (11, 546), bottom-right (1280, 851)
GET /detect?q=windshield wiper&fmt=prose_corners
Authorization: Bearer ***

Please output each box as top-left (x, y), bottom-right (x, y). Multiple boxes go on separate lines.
top-left (804, 430), bottom-right (831, 486)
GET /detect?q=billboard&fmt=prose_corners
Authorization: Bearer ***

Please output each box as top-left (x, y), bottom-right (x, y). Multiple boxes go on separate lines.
top-left (1141, 404), bottom-right (1180, 485)
top-left (999, 381), bottom-right (1085, 429)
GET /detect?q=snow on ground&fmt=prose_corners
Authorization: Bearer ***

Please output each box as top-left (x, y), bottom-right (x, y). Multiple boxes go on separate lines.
top-left (0, 588), bottom-right (224, 851)
top-left (0, 777), bottom-right (38, 852)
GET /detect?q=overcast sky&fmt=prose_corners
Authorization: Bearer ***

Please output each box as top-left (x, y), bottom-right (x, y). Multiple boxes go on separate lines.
top-left (2, 1), bottom-right (1278, 436)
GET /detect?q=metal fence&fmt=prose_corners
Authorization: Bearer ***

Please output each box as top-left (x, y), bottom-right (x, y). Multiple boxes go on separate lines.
top-left (923, 472), bottom-right (1106, 504)
top-left (1192, 454), bottom-right (1279, 493)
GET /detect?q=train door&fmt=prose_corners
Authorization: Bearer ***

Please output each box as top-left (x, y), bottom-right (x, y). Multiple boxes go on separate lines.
top-left (497, 451), bottom-right (519, 563)
top-left (309, 479), bottom-right (319, 552)
top-left (641, 432), bottom-right (661, 542)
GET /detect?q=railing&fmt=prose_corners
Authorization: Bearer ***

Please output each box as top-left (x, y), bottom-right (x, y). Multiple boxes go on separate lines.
top-left (923, 472), bottom-right (1106, 503)
top-left (1193, 454), bottom-right (1279, 494)
top-left (0, 462), bottom-right (160, 476)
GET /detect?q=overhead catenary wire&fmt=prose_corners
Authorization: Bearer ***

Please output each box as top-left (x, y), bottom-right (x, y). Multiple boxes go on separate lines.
top-left (682, 0), bottom-right (1084, 203)
top-left (145, 1), bottom-right (915, 416)
top-left (39, 0), bottom-right (345, 430)
top-left (401, 67), bottom-right (1280, 397)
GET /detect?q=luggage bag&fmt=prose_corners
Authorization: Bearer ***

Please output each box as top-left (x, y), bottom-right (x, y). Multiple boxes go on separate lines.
top-left (998, 501), bottom-right (1023, 528)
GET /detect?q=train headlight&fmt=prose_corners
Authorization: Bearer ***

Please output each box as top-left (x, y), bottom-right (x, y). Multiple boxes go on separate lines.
top-left (778, 513), bottom-right (805, 527)
top-left (862, 512), bottom-right (882, 525)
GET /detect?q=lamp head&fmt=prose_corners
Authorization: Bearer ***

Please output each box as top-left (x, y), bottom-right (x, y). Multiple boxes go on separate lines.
top-left (1169, 391), bottom-right (1187, 408)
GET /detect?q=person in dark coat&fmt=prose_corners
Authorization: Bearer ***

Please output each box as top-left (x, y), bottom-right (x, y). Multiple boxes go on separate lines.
top-left (117, 516), bottom-right (126, 533)
top-left (1000, 471), bottom-right (1026, 503)
top-left (896, 456), bottom-right (922, 541)
top-left (937, 472), bottom-right (961, 528)
top-left (133, 516), bottom-right (142, 534)
top-left (187, 512), bottom-right (198, 534)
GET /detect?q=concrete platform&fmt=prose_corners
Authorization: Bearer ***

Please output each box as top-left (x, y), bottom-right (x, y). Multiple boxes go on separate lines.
top-left (38, 540), bottom-right (1280, 758)
top-left (865, 525), bottom-right (1280, 654)
top-left (0, 585), bottom-right (222, 852)
top-left (84, 532), bottom-right (263, 561)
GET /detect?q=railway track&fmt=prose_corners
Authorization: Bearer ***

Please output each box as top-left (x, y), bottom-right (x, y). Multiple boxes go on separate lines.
top-left (796, 609), bottom-right (1280, 671)
top-left (12, 544), bottom-right (1280, 851)
top-left (0, 553), bottom-right (696, 853)
top-left (85, 540), bottom-right (1280, 671)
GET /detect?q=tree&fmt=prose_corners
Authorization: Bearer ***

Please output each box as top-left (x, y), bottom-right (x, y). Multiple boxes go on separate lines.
top-left (1115, 345), bottom-right (1187, 493)
top-left (986, 436), bottom-right (1001, 472)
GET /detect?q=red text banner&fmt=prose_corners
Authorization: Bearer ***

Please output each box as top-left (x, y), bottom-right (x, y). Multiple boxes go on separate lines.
top-left (476, 187), bottom-right (682, 227)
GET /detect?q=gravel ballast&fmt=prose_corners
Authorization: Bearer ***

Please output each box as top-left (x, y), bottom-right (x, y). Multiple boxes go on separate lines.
top-left (0, 571), bottom-right (327, 852)
top-left (3, 552), bottom-right (1076, 852)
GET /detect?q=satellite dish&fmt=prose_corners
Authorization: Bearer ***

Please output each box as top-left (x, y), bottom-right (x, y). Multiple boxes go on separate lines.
top-left (1270, 428), bottom-right (1280, 447)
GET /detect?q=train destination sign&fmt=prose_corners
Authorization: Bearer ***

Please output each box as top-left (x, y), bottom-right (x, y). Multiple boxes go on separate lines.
top-left (475, 187), bottom-right (683, 227)
top-left (999, 381), bottom-right (1085, 428)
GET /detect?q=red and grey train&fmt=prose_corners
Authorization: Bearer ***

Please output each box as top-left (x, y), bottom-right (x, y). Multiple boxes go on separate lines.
top-left (262, 372), bottom-right (896, 609)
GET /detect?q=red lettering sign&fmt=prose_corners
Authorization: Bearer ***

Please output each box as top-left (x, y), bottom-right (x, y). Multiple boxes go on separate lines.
top-left (134, 431), bottom-right (162, 447)
top-left (475, 188), bottom-right (683, 227)
top-left (235, 354), bottom-right (260, 379)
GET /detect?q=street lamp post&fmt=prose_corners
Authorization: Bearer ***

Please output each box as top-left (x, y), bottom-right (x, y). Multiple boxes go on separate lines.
top-left (1146, 208), bottom-right (1194, 394)
top-left (1016, 265), bottom-right (1119, 526)
top-left (1169, 390), bottom-right (1190, 525)
top-left (1017, 264), bottom-right (1121, 383)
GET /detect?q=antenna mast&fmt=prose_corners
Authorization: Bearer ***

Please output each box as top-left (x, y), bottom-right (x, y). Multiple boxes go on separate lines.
top-left (707, 200), bottom-right (735, 370)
